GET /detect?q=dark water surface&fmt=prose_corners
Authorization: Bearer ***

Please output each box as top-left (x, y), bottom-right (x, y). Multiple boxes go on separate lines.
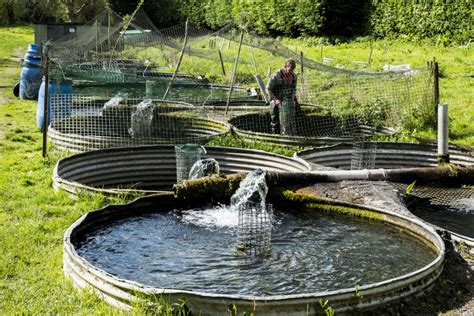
top-left (73, 82), bottom-right (250, 102)
top-left (408, 198), bottom-right (474, 238)
top-left (76, 207), bottom-right (437, 296)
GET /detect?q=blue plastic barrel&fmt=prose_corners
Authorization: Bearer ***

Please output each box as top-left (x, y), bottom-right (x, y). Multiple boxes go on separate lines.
top-left (37, 78), bottom-right (73, 130)
top-left (19, 44), bottom-right (43, 100)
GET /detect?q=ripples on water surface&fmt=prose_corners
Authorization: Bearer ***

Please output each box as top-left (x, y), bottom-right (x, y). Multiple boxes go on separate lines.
top-left (76, 207), bottom-right (437, 295)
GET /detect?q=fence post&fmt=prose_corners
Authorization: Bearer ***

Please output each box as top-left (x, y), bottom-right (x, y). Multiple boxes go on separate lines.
top-left (218, 50), bottom-right (226, 76)
top-left (163, 19), bottom-right (189, 100)
top-left (433, 59), bottom-right (440, 127)
top-left (42, 43), bottom-right (50, 158)
top-left (225, 30), bottom-right (244, 115)
top-left (300, 51), bottom-right (305, 96)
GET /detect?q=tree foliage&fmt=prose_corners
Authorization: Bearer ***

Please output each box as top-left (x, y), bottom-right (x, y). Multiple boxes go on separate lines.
top-left (0, 0), bottom-right (471, 44)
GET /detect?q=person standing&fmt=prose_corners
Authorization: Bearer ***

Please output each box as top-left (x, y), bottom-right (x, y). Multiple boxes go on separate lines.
top-left (266, 58), bottom-right (297, 135)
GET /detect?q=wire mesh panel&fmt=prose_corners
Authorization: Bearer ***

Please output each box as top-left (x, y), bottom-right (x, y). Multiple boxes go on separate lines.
top-left (48, 95), bottom-right (230, 152)
top-left (351, 142), bottom-right (378, 170)
top-left (45, 8), bottom-right (434, 149)
top-left (175, 144), bottom-right (206, 183)
top-left (236, 202), bottom-right (273, 257)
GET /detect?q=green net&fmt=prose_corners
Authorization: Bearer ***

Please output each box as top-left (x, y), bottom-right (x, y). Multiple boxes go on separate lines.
top-left (46, 8), bottom-right (435, 150)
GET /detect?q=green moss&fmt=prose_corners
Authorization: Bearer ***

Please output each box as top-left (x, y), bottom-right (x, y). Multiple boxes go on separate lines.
top-left (174, 173), bottom-right (246, 205)
top-left (270, 189), bottom-right (384, 221)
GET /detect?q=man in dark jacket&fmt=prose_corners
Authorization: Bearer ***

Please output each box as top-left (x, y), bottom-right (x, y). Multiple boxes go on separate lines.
top-left (266, 58), bottom-right (297, 135)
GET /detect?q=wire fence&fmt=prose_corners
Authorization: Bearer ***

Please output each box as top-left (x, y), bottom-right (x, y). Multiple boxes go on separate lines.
top-left (45, 8), bottom-right (435, 151)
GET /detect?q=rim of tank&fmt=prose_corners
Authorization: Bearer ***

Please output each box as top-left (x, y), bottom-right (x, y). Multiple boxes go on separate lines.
top-left (48, 116), bottom-right (231, 153)
top-left (295, 141), bottom-right (474, 171)
top-left (53, 145), bottom-right (311, 196)
top-left (63, 193), bottom-right (445, 313)
top-left (230, 123), bottom-right (395, 148)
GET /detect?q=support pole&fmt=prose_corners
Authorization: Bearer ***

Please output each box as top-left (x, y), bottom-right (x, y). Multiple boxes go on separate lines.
top-left (42, 43), bottom-right (50, 158)
top-left (225, 30), bottom-right (244, 115)
top-left (368, 46), bottom-right (373, 65)
top-left (437, 103), bottom-right (449, 164)
top-left (300, 51), bottom-right (305, 95)
top-left (218, 50), bottom-right (226, 76)
top-left (163, 19), bottom-right (189, 100)
top-left (433, 59), bottom-right (440, 126)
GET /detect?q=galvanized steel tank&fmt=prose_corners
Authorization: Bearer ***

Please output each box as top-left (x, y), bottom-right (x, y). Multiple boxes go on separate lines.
top-left (63, 193), bottom-right (445, 315)
top-left (296, 141), bottom-right (474, 171)
top-left (53, 145), bottom-right (310, 196)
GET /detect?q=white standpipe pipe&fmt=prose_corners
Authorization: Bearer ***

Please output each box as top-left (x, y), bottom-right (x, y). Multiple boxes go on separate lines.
top-left (437, 103), bottom-right (449, 163)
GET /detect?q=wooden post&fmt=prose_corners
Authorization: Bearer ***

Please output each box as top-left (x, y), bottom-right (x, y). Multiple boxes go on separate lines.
top-left (368, 46), bottom-right (373, 65)
top-left (300, 51), bottom-right (305, 95)
top-left (163, 19), bottom-right (189, 100)
top-left (225, 30), bottom-right (244, 115)
top-left (219, 37), bottom-right (225, 50)
top-left (42, 44), bottom-right (50, 158)
top-left (95, 20), bottom-right (99, 54)
top-left (218, 50), bottom-right (226, 76)
top-left (433, 58), bottom-right (440, 126)
top-left (249, 41), bottom-right (258, 74)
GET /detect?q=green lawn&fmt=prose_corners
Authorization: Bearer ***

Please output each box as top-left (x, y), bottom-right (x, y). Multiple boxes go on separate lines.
top-left (0, 25), bottom-right (472, 315)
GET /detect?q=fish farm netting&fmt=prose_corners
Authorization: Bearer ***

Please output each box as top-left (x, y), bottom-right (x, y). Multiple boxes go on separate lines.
top-left (48, 95), bottom-right (231, 151)
top-left (46, 8), bottom-right (434, 146)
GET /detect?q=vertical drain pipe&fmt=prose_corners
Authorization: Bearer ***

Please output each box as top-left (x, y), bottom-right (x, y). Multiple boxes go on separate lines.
top-left (437, 103), bottom-right (449, 164)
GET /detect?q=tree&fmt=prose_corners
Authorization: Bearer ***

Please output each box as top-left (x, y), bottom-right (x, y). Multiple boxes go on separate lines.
top-left (63, 0), bottom-right (107, 22)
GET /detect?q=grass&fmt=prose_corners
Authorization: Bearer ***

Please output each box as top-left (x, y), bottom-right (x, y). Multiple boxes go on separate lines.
top-left (0, 25), bottom-right (472, 314)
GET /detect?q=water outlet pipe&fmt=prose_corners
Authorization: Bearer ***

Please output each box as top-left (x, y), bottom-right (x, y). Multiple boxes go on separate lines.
top-left (438, 103), bottom-right (449, 163)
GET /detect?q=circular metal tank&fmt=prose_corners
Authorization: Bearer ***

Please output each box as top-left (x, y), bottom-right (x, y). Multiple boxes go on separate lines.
top-left (295, 141), bottom-right (474, 250)
top-left (48, 116), bottom-right (230, 152)
top-left (63, 193), bottom-right (445, 315)
top-left (229, 112), bottom-right (394, 147)
top-left (295, 142), bottom-right (474, 171)
top-left (53, 145), bottom-right (311, 196)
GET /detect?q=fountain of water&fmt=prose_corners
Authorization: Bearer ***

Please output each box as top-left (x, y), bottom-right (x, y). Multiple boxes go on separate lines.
top-left (231, 169), bottom-right (273, 256)
top-left (128, 99), bottom-right (154, 138)
top-left (189, 158), bottom-right (220, 179)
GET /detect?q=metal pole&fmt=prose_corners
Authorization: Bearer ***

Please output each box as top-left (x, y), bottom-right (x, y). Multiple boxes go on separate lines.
top-left (42, 43), bottom-right (50, 158)
top-left (225, 30), bottom-right (244, 115)
top-left (437, 103), bottom-right (449, 164)
top-left (163, 19), bottom-right (189, 100)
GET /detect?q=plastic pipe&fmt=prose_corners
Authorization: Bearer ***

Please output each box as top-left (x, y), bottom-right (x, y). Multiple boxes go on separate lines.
top-left (437, 103), bottom-right (449, 163)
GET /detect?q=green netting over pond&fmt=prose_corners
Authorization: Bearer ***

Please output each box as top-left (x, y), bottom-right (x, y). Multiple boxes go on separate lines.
top-left (46, 8), bottom-right (434, 144)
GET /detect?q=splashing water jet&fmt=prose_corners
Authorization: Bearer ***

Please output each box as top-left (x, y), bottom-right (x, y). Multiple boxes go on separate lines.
top-left (231, 169), bottom-right (273, 257)
top-left (128, 99), bottom-right (153, 138)
top-left (189, 158), bottom-right (220, 179)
